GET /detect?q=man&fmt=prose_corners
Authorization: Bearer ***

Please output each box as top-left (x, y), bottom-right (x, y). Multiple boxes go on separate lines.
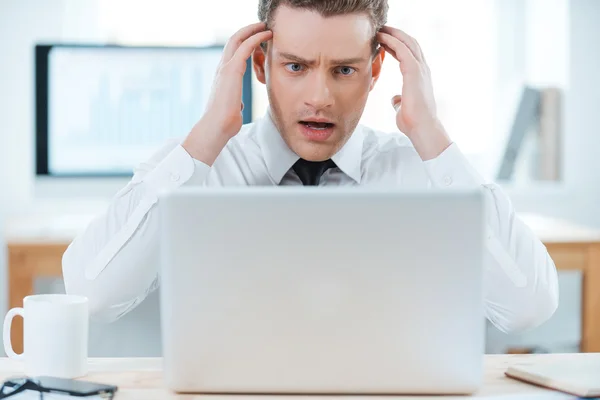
top-left (62, 0), bottom-right (559, 333)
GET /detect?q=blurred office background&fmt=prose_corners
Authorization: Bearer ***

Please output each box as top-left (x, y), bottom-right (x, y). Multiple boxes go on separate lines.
top-left (0, 0), bottom-right (598, 356)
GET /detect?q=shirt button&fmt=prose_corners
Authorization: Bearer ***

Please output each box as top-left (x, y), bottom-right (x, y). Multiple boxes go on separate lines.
top-left (170, 173), bottom-right (180, 182)
top-left (443, 176), bottom-right (453, 186)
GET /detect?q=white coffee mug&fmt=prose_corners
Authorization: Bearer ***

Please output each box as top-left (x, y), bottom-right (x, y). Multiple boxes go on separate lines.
top-left (3, 294), bottom-right (89, 378)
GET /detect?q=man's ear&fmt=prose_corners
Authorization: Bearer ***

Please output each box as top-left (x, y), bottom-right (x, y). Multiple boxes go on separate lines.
top-left (369, 47), bottom-right (385, 91)
top-left (252, 45), bottom-right (267, 84)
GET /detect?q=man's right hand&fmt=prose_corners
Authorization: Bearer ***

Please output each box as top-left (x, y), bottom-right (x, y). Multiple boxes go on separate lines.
top-left (182, 23), bottom-right (272, 165)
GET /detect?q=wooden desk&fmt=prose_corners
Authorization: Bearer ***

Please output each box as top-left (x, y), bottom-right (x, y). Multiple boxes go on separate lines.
top-left (5, 212), bottom-right (600, 354)
top-left (0, 353), bottom-right (592, 399)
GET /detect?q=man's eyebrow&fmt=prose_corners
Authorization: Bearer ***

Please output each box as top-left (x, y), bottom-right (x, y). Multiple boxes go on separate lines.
top-left (277, 52), bottom-right (315, 65)
top-left (277, 52), bottom-right (368, 65)
top-left (329, 56), bottom-right (368, 65)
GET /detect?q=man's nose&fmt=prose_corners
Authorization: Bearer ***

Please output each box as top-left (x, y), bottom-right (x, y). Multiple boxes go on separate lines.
top-left (304, 72), bottom-right (334, 110)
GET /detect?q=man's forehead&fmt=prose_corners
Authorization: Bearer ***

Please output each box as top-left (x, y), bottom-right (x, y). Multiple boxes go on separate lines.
top-left (270, 5), bottom-right (374, 58)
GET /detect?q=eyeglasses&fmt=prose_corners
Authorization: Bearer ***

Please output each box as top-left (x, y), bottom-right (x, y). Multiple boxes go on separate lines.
top-left (0, 377), bottom-right (115, 399)
top-left (0, 378), bottom-right (43, 399)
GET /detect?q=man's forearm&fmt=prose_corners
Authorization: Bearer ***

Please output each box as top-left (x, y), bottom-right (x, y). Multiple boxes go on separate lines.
top-left (409, 119), bottom-right (452, 162)
top-left (182, 118), bottom-right (231, 166)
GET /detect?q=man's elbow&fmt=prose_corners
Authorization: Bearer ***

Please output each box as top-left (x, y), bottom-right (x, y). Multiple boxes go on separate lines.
top-left (495, 278), bottom-right (560, 334)
top-left (517, 259), bottom-right (561, 332)
top-left (63, 250), bottom-right (128, 324)
top-left (515, 286), bottom-right (558, 334)
top-left (63, 277), bottom-right (123, 324)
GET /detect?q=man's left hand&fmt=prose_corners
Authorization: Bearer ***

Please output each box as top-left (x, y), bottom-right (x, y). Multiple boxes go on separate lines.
top-left (377, 26), bottom-right (452, 161)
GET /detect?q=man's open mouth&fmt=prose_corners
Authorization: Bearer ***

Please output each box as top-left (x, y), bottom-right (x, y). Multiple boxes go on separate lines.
top-left (299, 121), bottom-right (335, 130)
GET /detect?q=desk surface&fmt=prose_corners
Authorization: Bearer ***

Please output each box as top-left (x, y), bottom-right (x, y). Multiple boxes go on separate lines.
top-left (0, 354), bottom-right (590, 399)
top-left (5, 210), bottom-right (600, 245)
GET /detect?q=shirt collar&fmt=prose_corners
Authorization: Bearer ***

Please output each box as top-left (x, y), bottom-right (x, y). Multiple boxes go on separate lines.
top-left (330, 125), bottom-right (364, 184)
top-left (257, 109), bottom-right (364, 184)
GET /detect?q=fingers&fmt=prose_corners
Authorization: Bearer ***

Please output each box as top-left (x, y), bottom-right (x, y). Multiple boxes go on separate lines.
top-left (222, 22), bottom-right (270, 63)
top-left (376, 32), bottom-right (418, 73)
top-left (379, 26), bottom-right (425, 63)
top-left (391, 95), bottom-right (402, 112)
top-left (229, 30), bottom-right (273, 74)
top-left (379, 42), bottom-right (397, 60)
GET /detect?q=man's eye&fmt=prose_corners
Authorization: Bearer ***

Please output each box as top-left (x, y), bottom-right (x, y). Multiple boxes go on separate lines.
top-left (336, 66), bottom-right (356, 76)
top-left (285, 63), bottom-right (304, 72)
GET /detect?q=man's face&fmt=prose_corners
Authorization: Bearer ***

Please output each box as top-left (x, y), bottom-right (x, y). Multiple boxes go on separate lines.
top-left (253, 6), bottom-right (384, 161)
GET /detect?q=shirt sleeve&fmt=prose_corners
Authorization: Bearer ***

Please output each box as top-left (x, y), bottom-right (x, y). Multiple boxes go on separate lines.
top-left (422, 143), bottom-right (559, 333)
top-left (62, 139), bottom-right (211, 322)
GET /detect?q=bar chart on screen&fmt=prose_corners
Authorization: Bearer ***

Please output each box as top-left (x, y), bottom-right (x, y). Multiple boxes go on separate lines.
top-left (44, 45), bottom-right (224, 176)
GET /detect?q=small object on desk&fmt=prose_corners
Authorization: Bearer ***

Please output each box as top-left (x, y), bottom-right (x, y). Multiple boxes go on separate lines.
top-left (0, 376), bottom-right (117, 399)
top-left (505, 355), bottom-right (600, 398)
top-left (2, 294), bottom-right (89, 379)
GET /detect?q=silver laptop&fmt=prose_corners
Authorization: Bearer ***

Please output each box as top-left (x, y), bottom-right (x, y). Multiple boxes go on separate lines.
top-left (158, 187), bottom-right (485, 394)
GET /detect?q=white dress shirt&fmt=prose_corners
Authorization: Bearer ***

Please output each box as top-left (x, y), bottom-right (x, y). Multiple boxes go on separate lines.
top-left (62, 111), bottom-right (559, 333)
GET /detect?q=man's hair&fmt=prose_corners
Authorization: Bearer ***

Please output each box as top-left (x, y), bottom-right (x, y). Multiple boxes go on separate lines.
top-left (258, 0), bottom-right (388, 55)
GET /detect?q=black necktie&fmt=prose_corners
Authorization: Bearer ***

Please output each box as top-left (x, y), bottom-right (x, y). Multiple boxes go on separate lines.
top-left (292, 159), bottom-right (336, 186)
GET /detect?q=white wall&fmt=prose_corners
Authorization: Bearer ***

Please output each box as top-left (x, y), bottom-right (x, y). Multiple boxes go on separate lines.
top-left (505, 0), bottom-right (600, 227)
top-left (564, 0), bottom-right (600, 188)
top-left (0, 0), bottom-right (102, 213)
top-left (0, 0), bottom-right (107, 356)
top-left (1, 0), bottom-right (67, 355)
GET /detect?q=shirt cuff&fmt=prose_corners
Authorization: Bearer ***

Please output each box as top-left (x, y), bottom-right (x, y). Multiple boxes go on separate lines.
top-left (185, 158), bottom-right (211, 186)
top-left (142, 145), bottom-right (195, 193)
top-left (423, 143), bottom-right (486, 188)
